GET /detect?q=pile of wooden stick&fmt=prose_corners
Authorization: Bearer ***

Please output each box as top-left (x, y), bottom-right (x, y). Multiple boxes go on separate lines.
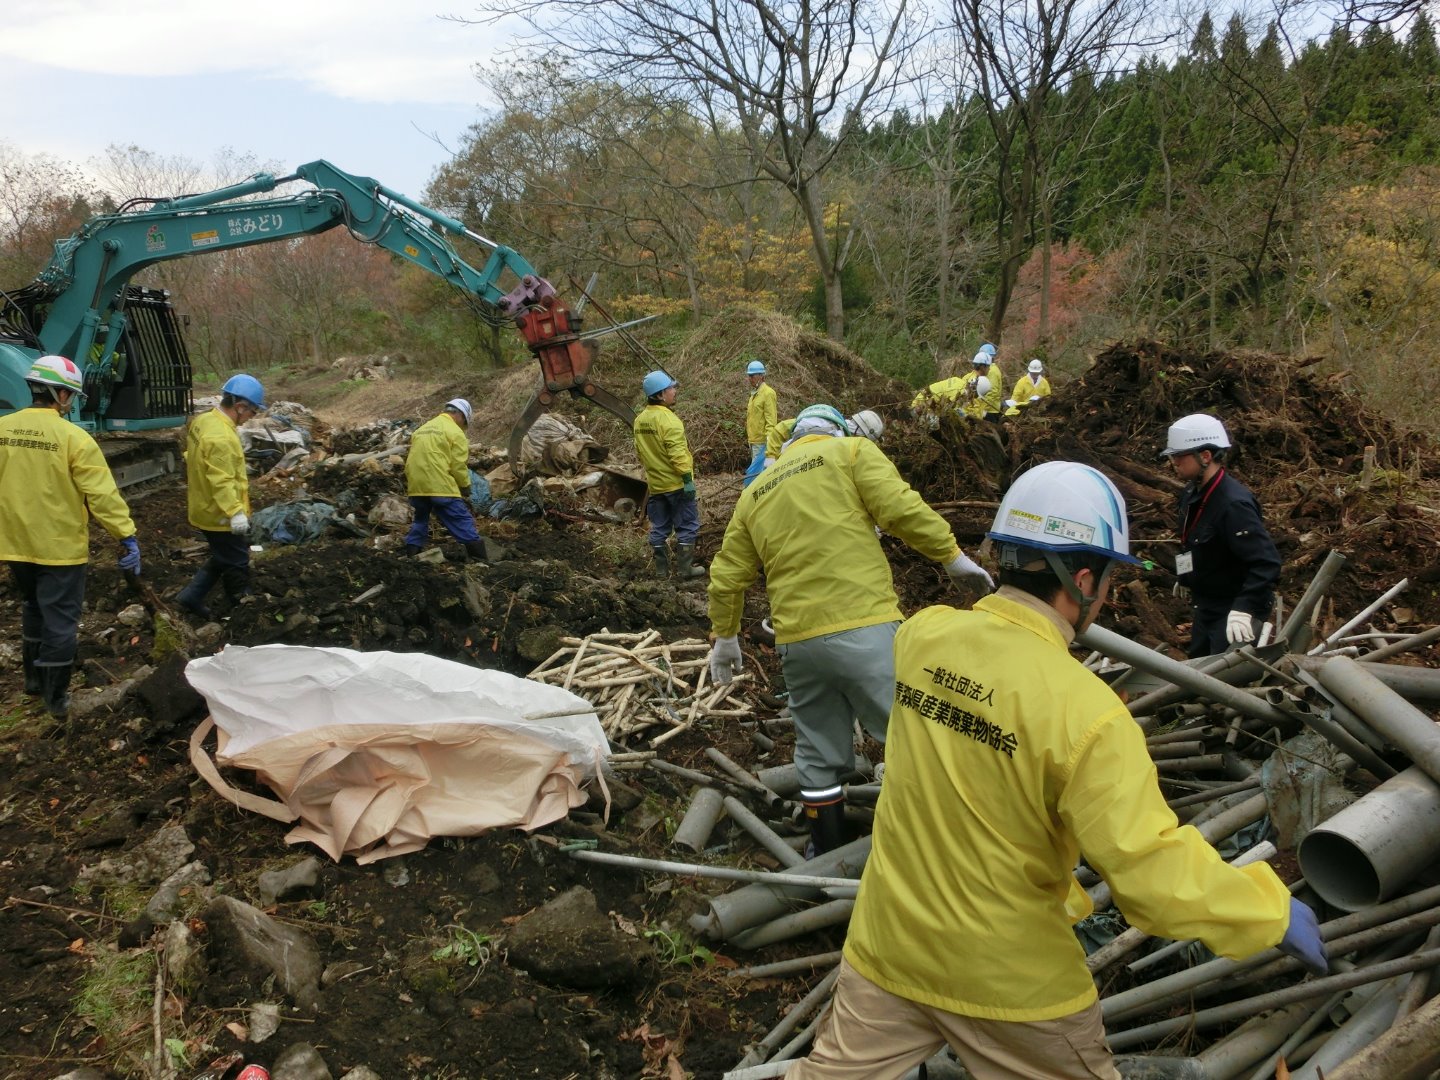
top-left (527, 629), bottom-right (762, 745)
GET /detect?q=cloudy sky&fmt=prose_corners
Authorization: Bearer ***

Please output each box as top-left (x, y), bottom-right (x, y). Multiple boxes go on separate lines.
top-left (0, 0), bottom-right (512, 200)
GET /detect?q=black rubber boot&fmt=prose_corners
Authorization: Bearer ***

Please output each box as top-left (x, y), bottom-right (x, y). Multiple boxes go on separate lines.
top-left (403, 543), bottom-right (424, 556)
top-left (802, 798), bottom-right (848, 859)
top-left (675, 544), bottom-right (706, 579)
top-left (464, 540), bottom-right (490, 561)
top-left (22, 640), bottom-right (41, 696)
top-left (651, 546), bottom-right (671, 579)
top-left (40, 664), bottom-right (72, 720)
top-left (177, 564), bottom-right (218, 618)
top-left (219, 565), bottom-right (252, 603)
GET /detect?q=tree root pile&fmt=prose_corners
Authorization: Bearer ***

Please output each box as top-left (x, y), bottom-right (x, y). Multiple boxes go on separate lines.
top-left (884, 340), bottom-right (1440, 638)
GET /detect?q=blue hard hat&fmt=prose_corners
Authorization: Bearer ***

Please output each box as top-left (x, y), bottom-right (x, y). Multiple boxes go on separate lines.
top-left (222, 373), bottom-right (266, 408)
top-left (643, 370), bottom-right (676, 397)
top-left (746, 359), bottom-right (766, 376)
top-left (980, 342), bottom-right (997, 356)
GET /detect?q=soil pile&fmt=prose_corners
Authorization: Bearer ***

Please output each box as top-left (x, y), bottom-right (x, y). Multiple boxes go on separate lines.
top-left (884, 341), bottom-right (1440, 645)
top-left (466, 305), bottom-right (910, 476)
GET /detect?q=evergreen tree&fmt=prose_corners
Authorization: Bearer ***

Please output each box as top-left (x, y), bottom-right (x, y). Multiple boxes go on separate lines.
top-left (1190, 12), bottom-right (1218, 62)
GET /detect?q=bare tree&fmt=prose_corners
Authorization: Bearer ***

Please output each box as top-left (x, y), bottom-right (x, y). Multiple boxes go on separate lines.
top-left (954, 0), bottom-right (1164, 342)
top-left (458, 0), bottom-right (924, 340)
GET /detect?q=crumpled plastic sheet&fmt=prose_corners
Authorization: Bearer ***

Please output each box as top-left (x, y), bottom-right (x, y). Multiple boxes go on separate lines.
top-left (251, 499), bottom-right (338, 545)
top-left (1260, 730), bottom-right (1354, 850)
top-left (488, 478), bottom-right (545, 520)
top-left (468, 469), bottom-right (493, 514)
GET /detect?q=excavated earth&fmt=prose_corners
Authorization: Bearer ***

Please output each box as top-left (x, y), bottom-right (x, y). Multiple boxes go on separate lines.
top-left (2, 340), bottom-right (1440, 1080)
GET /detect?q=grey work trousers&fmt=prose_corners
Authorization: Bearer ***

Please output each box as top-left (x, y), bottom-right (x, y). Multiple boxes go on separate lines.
top-left (779, 621), bottom-right (899, 792)
top-left (8, 561), bottom-right (87, 666)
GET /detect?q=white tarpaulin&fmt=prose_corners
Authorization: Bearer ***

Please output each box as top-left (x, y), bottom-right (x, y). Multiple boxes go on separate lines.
top-left (186, 645), bottom-right (608, 863)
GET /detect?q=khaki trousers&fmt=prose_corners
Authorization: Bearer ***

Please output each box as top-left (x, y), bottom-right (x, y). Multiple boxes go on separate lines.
top-left (787, 958), bottom-right (1121, 1080)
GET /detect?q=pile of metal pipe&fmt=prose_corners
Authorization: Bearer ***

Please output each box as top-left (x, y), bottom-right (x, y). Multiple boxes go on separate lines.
top-left (1065, 553), bottom-right (1440, 1075)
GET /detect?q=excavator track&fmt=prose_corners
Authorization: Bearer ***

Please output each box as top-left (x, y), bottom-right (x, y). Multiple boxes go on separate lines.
top-left (100, 430), bottom-right (183, 489)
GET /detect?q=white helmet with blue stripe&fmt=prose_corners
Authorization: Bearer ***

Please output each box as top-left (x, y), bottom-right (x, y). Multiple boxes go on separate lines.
top-left (988, 461), bottom-right (1138, 565)
top-left (989, 461), bottom-right (1138, 623)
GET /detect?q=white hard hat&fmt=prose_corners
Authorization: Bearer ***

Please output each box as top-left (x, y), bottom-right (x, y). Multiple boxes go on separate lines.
top-left (1028, 359), bottom-right (1044, 374)
top-left (988, 461), bottom-right (1140, 565)
top-left (847, 409), bottom-right (884, 441)
top-left (25, 355), bottom-right (86, 397)
top-left (972, 351), bottom-right (991, 366)
top-left (445, 398), bottom-right (473, 425)
top-left (975, 376), bottom-right (992, 397)
top-left (1162, 413), bottom-right (1230, 457)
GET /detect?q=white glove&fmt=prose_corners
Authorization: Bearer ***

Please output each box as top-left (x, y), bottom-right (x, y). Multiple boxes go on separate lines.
top-left (1172, 581), bottom-right (1189, 601)
top-left (945, 552), bottom-right (994, 591)
top-left (1226, 610), bottom-right (1256, 645)
top-left (763, 456), bottom-right (776, 469)
top-left (708, 636), bottom-right (744, 685)
top-left (229, 512), bottom-right (250, 535)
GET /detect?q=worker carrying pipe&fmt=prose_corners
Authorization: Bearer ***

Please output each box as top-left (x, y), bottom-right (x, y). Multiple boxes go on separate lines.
top-left (788, 461), bottom-right (1326, 1080)
top-left (1160, 413), bottom-right (1281, 657)
top-left (704, 403), bottom-right (991, 858)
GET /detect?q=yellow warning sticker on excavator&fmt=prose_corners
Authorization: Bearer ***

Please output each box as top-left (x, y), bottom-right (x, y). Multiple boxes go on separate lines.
top-left (191, 229), bottom-right (220, 248)
top-left (405, 245), bottom-right (419, 258)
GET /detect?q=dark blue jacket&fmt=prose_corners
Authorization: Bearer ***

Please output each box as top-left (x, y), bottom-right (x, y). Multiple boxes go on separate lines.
top-left (1176, 469), bottom-right (1280, 617)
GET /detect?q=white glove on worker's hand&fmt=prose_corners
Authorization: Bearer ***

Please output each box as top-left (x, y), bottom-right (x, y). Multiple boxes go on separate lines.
top-left (762, 456), bottom-right (776, 469)
top-left (945, 552), bottom-right (994, 591)
top-left (709, 636), bottom-right (744, 685)
top-left (229, 512), bottom-right (250, 535)
top-left (1226, 610), bottom-right (1256, 645)
top-left (1172, 581), bottom-right (1190, 601)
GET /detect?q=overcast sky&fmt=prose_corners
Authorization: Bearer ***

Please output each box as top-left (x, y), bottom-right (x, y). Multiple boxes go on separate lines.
top-left (0, 0), bottom-right (509, 201)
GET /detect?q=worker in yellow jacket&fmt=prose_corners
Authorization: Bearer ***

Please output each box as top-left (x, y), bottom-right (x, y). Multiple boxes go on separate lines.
top-left (177, 374), bottom-right (265, 618)
top-left (743, 359), bottom-right (778, 487)
top-left (0, 356), bottom-right (139, 718)
top-left (635, 370), bottom-right (703, 580)
top-left (764, 409), bottom-right (884, 468)
top-left (706, 403), bottom-right (992, 855)
top-left (403, 399), bottom-right (488, 560)
top-left (791, 461), bottom-right (1327, 1080)
top-left (1009, 358), bottom-right (1052, 411)
top-left (909, 376), bottom-right (968, 425)
top-left (960, 346), bottom-right (1004, 420)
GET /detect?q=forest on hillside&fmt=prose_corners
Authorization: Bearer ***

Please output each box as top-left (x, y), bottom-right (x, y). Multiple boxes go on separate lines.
top-left (2, 0), bottom-right (1438, 424)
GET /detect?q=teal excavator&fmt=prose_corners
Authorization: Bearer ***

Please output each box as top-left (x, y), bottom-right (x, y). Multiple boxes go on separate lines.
top-left (0, 160), bottom-right (635, 483)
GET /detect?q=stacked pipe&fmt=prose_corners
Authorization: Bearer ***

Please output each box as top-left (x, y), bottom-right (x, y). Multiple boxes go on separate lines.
top-left (573, 549), bottom-right (1440, 1078)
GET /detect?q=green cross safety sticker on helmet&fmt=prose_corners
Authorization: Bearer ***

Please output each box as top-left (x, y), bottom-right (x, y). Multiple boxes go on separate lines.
top-left (988, 461), bottom-right (1140, 565)
top-left (25, 355), bottom-right (86, 395)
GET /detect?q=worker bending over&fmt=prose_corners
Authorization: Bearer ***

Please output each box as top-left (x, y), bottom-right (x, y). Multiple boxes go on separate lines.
top-left (706, 403), bottom-right (991, 856)
top-left (1161, 413), bottom-right (1281, 657)
top-left (635, 371), bottom-right (704, 580)
top-left (789, 461), bottom-right (1324, 1080)
top-left (962, 347), bottom-right (1004, 420)
top-left (178, 374), bottom-right (264, 618)
top-left (402, 398), bottom-right (488, 561)
top-left (0, 356), bottom-right (140, 718)
top-left (764, 409), bottom-right (884, 468)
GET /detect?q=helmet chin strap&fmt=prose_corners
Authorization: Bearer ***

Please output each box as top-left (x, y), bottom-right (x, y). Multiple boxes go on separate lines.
top-left (1041, 550), bottom-right (1114, 628)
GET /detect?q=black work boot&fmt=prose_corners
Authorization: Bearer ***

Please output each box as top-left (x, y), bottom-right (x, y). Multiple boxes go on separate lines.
top-left (403, 543), bottom-right (424, 557)
top-left (651, 546), bottom-right (671, 579)
top-left (177, 564), bottom-right (218, 618)
top-left (464, 540), bottom-right (490, 561)
top-left (22, 640), bottom-right (41, 696)
top-left (675, 544), bottom-right (706, 580)
top-left (220, 565), bottom-right (252, 603)
top-left (39, 664), bottom-right (72, 720)
top-left (802, 797), bottom-right (848, 859)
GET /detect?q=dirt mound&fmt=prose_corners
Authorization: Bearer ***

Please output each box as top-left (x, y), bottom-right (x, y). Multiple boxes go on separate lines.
top-left (886, 341), bottom-right (1440, 642)
top-left (461, 306), bottom-right (909, 475)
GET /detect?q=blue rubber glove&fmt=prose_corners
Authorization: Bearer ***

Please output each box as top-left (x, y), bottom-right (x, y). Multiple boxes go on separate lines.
top-left (1278, 897), bottom-right (1327, 976)
top-left (118, 536), bottom-right (141, 576)
top-left (681, 473), bottom-right (697, 498)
